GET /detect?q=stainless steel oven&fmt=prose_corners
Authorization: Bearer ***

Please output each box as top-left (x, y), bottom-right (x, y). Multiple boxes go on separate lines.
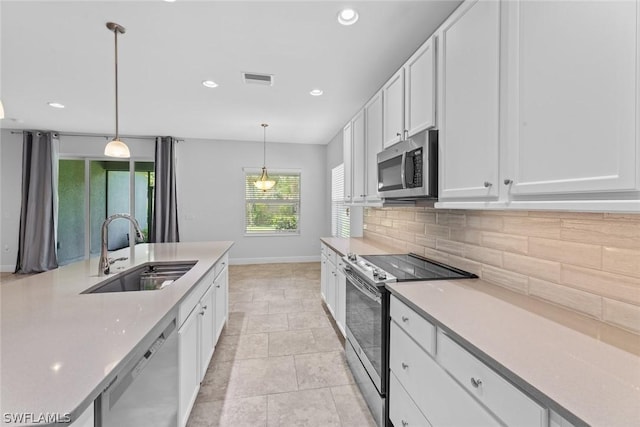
top-left (343, 261), bottom-right (395, 427)
top-left (342, 252), bottom-right (478, 427)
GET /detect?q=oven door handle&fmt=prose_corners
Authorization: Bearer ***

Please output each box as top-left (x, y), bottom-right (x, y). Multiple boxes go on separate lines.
top-left (400, 151), bottom-right (407, 189)
top-left (344, 269), bottom-right (382, 305)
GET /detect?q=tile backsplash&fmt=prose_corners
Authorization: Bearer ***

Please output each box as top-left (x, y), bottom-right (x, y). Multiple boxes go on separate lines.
top-left (364, 207), bottom-right (640, 334)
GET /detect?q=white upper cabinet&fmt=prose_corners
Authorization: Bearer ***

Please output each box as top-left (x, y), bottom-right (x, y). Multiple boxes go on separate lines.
top-left (505, 0), bottom-right (639, 197)
top-left (383, 37), bottom-right (438, 149)
top-left (352, 109), bottom-right (366, 202)
top-left (343, 122), bottom-right (353, 203)
top-left (382, 68), bottom-right (406, 148)
top-left (405, 37), bottom-right (437, 137)
top-left (365, 91), bottom-right (384, 202)
top-left (438, 0), bottom-right (501, 201)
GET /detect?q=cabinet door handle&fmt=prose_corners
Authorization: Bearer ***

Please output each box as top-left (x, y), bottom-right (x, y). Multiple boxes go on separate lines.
top-left (402, 421), bottom-right (409, 427)
top-left (401, 316), bottom-right (409, 322)
top-left (401, 362), bottom-right (409, 370)
top-left (470, 377), bottom-right (483, 388)
top-left (483, 181), bottom-right (492, 188)
top-left (202, 305), bottom-right (208, 310)
top-left (396, 132), bottom-right (402, 137)
top-left (504, 179), bottom-right (513, 185)
top-left (199, 309), bottom-right (205, 316)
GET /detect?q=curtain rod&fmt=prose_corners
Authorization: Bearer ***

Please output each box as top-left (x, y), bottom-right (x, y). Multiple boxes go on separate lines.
top-left (8, 130), bottom-right (183, 141)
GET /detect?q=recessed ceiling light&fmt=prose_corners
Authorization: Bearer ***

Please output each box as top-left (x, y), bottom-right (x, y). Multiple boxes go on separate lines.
top-left (338, 8), bottom-right (359, 26)
top-left (310, 89), bottom-right (324, 96)
top-left (48, 102), bottom-right (65, 109)
top-left (202, 80), bottom-right (219, 88)
top-left (164, 0), bottom-right (176, 3)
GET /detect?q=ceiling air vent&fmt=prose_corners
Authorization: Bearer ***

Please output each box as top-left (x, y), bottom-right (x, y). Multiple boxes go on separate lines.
top-left (242, 72), bottom-right (274, 86)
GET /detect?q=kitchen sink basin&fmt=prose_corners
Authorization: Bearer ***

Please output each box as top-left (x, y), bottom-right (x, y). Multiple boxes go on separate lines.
top-left (82, 261), bottom-right (197, 294)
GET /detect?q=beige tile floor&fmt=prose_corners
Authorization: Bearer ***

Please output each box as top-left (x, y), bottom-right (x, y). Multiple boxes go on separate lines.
top-left (187, 262), bottom-right (377, 427)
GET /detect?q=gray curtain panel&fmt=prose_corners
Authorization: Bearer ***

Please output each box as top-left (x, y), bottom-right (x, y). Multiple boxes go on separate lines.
top-left (15, 131), bottom-right (59, 273)
top-left (150, 136), bottom-right (180, 243)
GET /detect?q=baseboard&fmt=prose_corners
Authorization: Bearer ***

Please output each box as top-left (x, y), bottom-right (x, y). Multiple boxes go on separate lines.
top-left (230, 255), bottom-right (321, 265)
top-left (1, 265), bottom-right (16, 273)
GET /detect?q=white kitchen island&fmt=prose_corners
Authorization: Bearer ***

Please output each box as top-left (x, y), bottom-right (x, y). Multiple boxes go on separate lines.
top-left (0, 241), bottom-right (233, 427)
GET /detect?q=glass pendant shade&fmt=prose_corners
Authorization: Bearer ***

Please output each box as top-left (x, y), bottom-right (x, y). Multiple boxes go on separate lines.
top-left (254, 123), bottom-right (276, 191)
top-left (255, 166), bottom-right (276, 191)
top-left (0, 100), bottom-right (5, 119)
top-left (104, 138), bottom-right (130, 157)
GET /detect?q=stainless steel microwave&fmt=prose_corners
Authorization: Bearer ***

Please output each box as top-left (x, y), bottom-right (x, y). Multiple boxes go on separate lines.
top-left (377, 129), bottom-right (438, 199)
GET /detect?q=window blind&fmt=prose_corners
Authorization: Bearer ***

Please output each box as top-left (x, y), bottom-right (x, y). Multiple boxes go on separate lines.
top-left (331, 164), bottom-right (350, 238)
top-left (245, 170), bottom-right (300, 234)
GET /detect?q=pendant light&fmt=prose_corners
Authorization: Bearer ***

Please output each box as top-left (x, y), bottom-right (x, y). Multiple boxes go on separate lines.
top-left (0, 100), bottom-right (5, 119)
top-left (254, 123), bottom-right (276, 191)
top-left (104, 22), bottom-right (130, 158)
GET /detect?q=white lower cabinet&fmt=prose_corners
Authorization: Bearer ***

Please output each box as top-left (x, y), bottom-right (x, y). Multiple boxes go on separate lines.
top-left (178, 254), bottom-right (229, 427)
top-left (325, 259), bottom-right (337, 317)
top-left (390, 321), bottom-right (500, 427)
top-left (320, 253), bottom-right (328, 301)
top-left (178, 304), bottom-right (200, 427)
top-left (389, 372), bottom-right (433, 427)
top-left (437, 330), bottom-right (547, 427)
top-left (389, 295), bottom-right (554, 427)
top-left (199, 284), bottom-right (215, 380)
top-left (320, 242), bottom-right (345, 336)
top-left (214, 265), bottom-right (228, 342)
top-left (321, 242), bottom-right (337, 315)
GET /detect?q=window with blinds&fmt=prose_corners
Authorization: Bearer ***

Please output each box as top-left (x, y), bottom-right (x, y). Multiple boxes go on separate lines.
top-left (244, 169), bottom-right (301, 235)
top-left (331, 164), bottom-right (350, 238)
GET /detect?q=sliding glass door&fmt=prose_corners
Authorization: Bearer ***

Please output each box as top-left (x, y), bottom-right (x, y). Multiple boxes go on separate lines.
top-left (57, 158), bottom-right (154, 265)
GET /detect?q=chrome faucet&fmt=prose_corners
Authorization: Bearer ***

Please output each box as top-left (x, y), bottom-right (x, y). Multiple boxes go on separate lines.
top-left (99, 213), bottom-right (145, 276)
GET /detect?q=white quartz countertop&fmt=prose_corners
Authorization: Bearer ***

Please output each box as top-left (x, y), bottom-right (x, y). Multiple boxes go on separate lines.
top-left (0, 241), bottom-right (233, 426)
top-left (387, 279), bottom-right (640, 427)
top-left (320, 237), bottom-right (398, 257)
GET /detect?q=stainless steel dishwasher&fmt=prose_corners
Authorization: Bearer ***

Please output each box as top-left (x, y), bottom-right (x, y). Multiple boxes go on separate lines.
top-left (97, 317), bottom-right (178, 427)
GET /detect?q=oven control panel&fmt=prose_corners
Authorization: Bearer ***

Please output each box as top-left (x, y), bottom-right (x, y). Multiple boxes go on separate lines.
top-left (344, 253), bottom-right (396, 286)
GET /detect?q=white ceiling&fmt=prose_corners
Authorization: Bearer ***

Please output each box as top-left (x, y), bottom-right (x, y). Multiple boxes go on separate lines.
top-left (0, 0), bottom-right (461, 145)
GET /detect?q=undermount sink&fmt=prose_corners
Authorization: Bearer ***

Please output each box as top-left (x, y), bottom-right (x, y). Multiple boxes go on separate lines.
top-left (82, 261), bottom-right (197, 294)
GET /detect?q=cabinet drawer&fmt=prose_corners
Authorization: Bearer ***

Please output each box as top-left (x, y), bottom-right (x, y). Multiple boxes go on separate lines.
top-left (214, 253), bottom-right (228, 278)
top-left (437, 330), bottom-right (547, 427)
top-left (179, 269), bottom-right (214, 326)
top-left (320, 243), bottom-right (326, 256)
top-left (390, 295), bottom-right (436, 355)
top-left (389, 371), bottom-right (432, 427)
top-left (321, 246), bottom-right (336, 266)
top-left (390, 322), bottom-right (500, 427)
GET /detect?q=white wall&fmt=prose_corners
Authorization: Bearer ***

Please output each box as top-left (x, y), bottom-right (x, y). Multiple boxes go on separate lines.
top-left (177, 137), bottom-right (328, 264)
top-left (0, 130), bottom-right (328, 269)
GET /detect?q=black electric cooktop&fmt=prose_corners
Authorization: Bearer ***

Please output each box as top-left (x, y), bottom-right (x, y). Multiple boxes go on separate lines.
top-left (360, 253), bottom-right (478, 282)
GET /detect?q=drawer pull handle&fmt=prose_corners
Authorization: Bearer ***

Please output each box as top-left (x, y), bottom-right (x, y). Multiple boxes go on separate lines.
top-left (402, 421), bottom-right (408, 427)
top-left (401, 362), bottom-right (409, 370)
top-left (470, 377), bottom-right (483, 388)
top-left (401, 316), bottom-right (409, 322)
